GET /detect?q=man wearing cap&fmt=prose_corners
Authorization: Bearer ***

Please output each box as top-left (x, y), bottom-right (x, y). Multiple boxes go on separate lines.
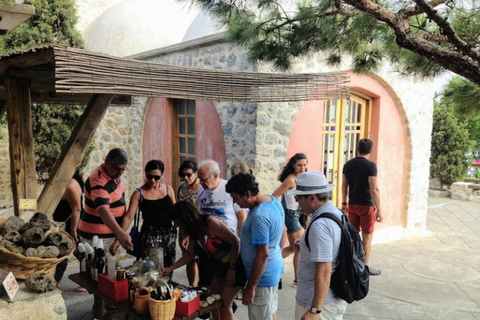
top-left (226, 173), bottom-right (284, 320)
top-left (288, 171), bottom-right (347, 320)
top-left (341, 138), bottom-right (382, 276)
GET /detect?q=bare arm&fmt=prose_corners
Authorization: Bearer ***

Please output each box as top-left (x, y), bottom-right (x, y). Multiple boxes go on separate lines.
top-left (167, 185), bottom-right (176, 204)
top-left (369, 176), bottom-right (382, 222)
top-left (242, 244), bottom-right (269, 306)
top-left (272, 175), bottom-right (296, 199)
top-left (341, 174), bottom-right (349, 211)
top-left (302, 262), bottom-right (332, 320)
top-left (110, 190), bottom-right (140, 255)
top-left (63, 179), bottom-right (82, 243)
top-left (97, 205), bottom-right (133, 252)
top-left (236, 209), bottom-right (247, 237)
top-left (162, 236), bottom-right (196, 275)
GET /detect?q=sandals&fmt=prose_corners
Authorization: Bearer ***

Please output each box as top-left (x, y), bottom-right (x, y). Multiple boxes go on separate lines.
top-left (292, 279), bottom-right (297, 288)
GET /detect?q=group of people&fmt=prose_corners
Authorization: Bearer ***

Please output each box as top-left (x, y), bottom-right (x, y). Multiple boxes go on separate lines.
top-left (56, 137), bottom-right (382, 320)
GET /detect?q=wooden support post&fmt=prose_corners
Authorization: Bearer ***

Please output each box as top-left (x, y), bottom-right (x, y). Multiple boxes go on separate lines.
top-left (5, 77), bottom-right (36, 216)
top-left (37, 94), bottom-right (114, 218)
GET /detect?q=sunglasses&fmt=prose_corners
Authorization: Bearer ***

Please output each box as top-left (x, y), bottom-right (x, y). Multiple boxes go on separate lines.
top-left (294, 195), bottom-right (307, 201)
top-left (146, 174), bottom-right (161, 180)
top-left (179, 172), bottom-right (194, 178)
top-left (108, 160), bottom-right (127, 172)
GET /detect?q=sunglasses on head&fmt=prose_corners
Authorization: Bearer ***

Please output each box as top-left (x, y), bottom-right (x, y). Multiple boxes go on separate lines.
top-left (146, 174), bottom-right (161, 180)
top-left (179, 172), bottom-right (194, 178)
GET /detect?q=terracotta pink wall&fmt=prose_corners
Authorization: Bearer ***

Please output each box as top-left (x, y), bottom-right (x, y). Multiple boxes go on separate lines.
top-left (143, 99), bottom-right (227, 183)
top-left (288, 72), bottom-right (407, 229)
top-left (195, 101), bottom-right (227, 178)
top-left (143, 98), bottom-right (175, 185)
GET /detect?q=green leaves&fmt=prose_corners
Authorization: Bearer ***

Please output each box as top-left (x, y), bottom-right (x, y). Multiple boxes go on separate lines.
top-left (430, 102), bottom-right (472, 187)
top-left (194, 0), bottom-right (480, 82)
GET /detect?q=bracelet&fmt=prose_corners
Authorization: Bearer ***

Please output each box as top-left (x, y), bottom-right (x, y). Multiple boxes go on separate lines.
top-left (341, 202), bottom-right (347, 205)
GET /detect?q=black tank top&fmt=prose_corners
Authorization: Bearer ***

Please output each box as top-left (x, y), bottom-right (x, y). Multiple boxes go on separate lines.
top-left (140, 186), bottom-right (173, 229)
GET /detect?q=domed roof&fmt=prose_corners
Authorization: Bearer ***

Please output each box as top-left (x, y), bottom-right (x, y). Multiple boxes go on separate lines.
top-left (182, 11), bottom-right (226, 42)
top-left (83, 0), bottom-right (200, 57)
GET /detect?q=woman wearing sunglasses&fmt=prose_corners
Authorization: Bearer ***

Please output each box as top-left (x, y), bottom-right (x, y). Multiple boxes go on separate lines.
top-left (272, 152), bottom-right (308, 288)
top-left (175, 159), bottom-right (202, 286)
top-left (122, 160), bottom-right (177, 272)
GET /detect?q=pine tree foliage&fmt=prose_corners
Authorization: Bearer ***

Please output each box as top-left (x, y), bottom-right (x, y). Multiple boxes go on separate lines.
top-left (191, 0), bottom-right (480, 92)
top-left (0, 0), bottom-right (89, 181)
top-left (440, 76), bottom-right (480, 159)
top-left (430, 102), bottom-right (472, 186)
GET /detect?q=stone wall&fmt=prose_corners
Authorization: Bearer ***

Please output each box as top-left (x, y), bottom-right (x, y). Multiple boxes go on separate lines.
top-left (130, 36), bottom-right (293, 193)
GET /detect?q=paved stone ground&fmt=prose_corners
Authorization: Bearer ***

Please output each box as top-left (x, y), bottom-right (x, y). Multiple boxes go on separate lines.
top-left (60, 196), bottom-right (480, 319)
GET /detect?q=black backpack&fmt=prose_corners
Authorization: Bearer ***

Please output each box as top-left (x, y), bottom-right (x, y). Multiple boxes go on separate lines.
top-left (305, 211), bottom-right (369, 303)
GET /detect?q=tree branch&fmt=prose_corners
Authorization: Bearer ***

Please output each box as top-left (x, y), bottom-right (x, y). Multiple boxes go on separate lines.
top-left (341, 0), bottom-right (480, 87)
top-left (412, 0), bottom-right (480, 61)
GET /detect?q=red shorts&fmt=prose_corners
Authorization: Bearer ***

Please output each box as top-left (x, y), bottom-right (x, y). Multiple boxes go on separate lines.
top-left (347, 204), bottom-right (377, 234)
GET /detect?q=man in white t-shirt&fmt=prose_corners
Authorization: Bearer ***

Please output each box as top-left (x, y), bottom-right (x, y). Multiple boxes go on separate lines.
top-left (193, 159), bottom-right (247, 289)
top-left (196, 159), bottom-right (246, 236)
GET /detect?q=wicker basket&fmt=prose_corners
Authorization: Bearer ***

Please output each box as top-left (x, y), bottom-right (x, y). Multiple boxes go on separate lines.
top-left (148, 279), bottom-right (178, 320)
top-left (0, 218), bottom-right (75, 279)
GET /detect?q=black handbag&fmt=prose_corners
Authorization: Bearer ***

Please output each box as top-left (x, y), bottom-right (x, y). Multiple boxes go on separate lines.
top-left (127, 188), bottom-right (143, 259)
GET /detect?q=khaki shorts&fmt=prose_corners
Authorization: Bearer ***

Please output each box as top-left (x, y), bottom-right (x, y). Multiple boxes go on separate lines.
top-left (248, 285), bottom-right (278, 320)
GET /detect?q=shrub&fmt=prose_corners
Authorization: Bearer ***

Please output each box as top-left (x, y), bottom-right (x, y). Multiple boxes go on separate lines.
top-left (430, 103), bottom-right (472, 187)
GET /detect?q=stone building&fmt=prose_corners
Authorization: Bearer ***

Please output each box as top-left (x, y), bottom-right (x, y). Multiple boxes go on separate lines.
top-left (0, 0), bottom-right (436, 240)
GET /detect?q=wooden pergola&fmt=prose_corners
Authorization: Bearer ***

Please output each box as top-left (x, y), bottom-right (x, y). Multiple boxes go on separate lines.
top-left (0, 45), bottom-right (349, 218)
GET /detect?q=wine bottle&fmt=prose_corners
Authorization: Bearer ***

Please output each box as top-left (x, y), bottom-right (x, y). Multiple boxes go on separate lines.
top-left (95, 239), bottom-right (106, 280)
top-left (78, 243), bottom-right (87, 275)
top-left (84, 243), bottom-right (94, 279)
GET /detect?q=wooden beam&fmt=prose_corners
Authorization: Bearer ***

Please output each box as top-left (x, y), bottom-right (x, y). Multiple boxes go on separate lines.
top-left (0, 47), bottom-right (54, 74)
top-left (0, 89), bottom-right (131, 105)
top-left (5, 77), bottom-right (36, 216)
top-left (37, 94), bottom-right (114, 218)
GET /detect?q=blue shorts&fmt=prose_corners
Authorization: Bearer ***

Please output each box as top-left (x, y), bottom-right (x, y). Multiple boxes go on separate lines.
top-left (285, 209), bottom-right (303, 234)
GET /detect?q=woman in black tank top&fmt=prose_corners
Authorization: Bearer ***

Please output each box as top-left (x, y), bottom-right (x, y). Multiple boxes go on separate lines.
top-left (123, 160), bottom-right (177, 271)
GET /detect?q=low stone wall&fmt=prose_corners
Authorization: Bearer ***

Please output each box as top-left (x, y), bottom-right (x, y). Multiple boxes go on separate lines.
top-left (450, 182), bottom-right (480, 201)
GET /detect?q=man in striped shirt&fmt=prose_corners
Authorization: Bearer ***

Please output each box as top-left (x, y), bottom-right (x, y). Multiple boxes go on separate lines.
top-left (78, 148), bottom-right (133, 254)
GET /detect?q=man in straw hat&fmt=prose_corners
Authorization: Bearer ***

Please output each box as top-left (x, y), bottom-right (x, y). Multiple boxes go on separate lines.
top-left (288, 171), bottom-right (347, 320)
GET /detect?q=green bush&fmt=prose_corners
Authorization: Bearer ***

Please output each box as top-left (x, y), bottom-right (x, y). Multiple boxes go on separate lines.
top-left (430, 103), bottom-right (472, 187)
top-left (0, 0), bottom-right (90, 182)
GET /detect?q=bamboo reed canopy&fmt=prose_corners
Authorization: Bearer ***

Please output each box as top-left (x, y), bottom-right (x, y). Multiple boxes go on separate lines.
top-left (53, 46), bottom-right (349, 102)
top-left (0, 45), bottom-right (349, 104)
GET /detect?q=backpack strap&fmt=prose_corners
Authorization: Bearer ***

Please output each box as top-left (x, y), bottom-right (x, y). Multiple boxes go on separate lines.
top-left (305, 211), bottom-right (344, 251)
top-left (133, 188), bottom-right (143, 228)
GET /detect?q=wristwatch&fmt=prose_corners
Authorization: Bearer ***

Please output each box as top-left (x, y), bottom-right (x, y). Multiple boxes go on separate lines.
top-left (229, 263), bottom-right (236, 270)
top-left (310, 307), bottom-right (321, 314)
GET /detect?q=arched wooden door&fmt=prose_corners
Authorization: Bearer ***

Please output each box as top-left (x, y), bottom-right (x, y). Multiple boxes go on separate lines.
top-left (322, 94), bottom-right (371, 206)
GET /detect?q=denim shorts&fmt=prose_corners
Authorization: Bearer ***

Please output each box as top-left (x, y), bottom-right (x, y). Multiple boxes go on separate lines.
top-left (285, 209), bottom-right (303, 234)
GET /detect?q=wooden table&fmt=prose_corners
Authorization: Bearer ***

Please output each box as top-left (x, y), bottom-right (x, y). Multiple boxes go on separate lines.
top-left (68, 273), bottom-right (223, 320)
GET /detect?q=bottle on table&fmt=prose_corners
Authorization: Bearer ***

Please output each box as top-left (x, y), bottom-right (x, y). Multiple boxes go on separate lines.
top-left (95, 239), bottom-right (106, 280)
top-left (84, 243), bottom-right (95, 279)
top-left (78, 243), bottom-right (87, 275)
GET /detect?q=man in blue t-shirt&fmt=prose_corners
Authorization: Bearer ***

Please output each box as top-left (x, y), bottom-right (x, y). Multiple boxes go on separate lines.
top-left (226, 173), bottom-right (284, 320)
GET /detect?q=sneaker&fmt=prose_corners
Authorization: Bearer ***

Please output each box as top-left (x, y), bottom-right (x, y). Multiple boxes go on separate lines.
top-left (292, 279), bottom-right (297, 288)
top-left (369, 268), bottom-right (381, 276)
